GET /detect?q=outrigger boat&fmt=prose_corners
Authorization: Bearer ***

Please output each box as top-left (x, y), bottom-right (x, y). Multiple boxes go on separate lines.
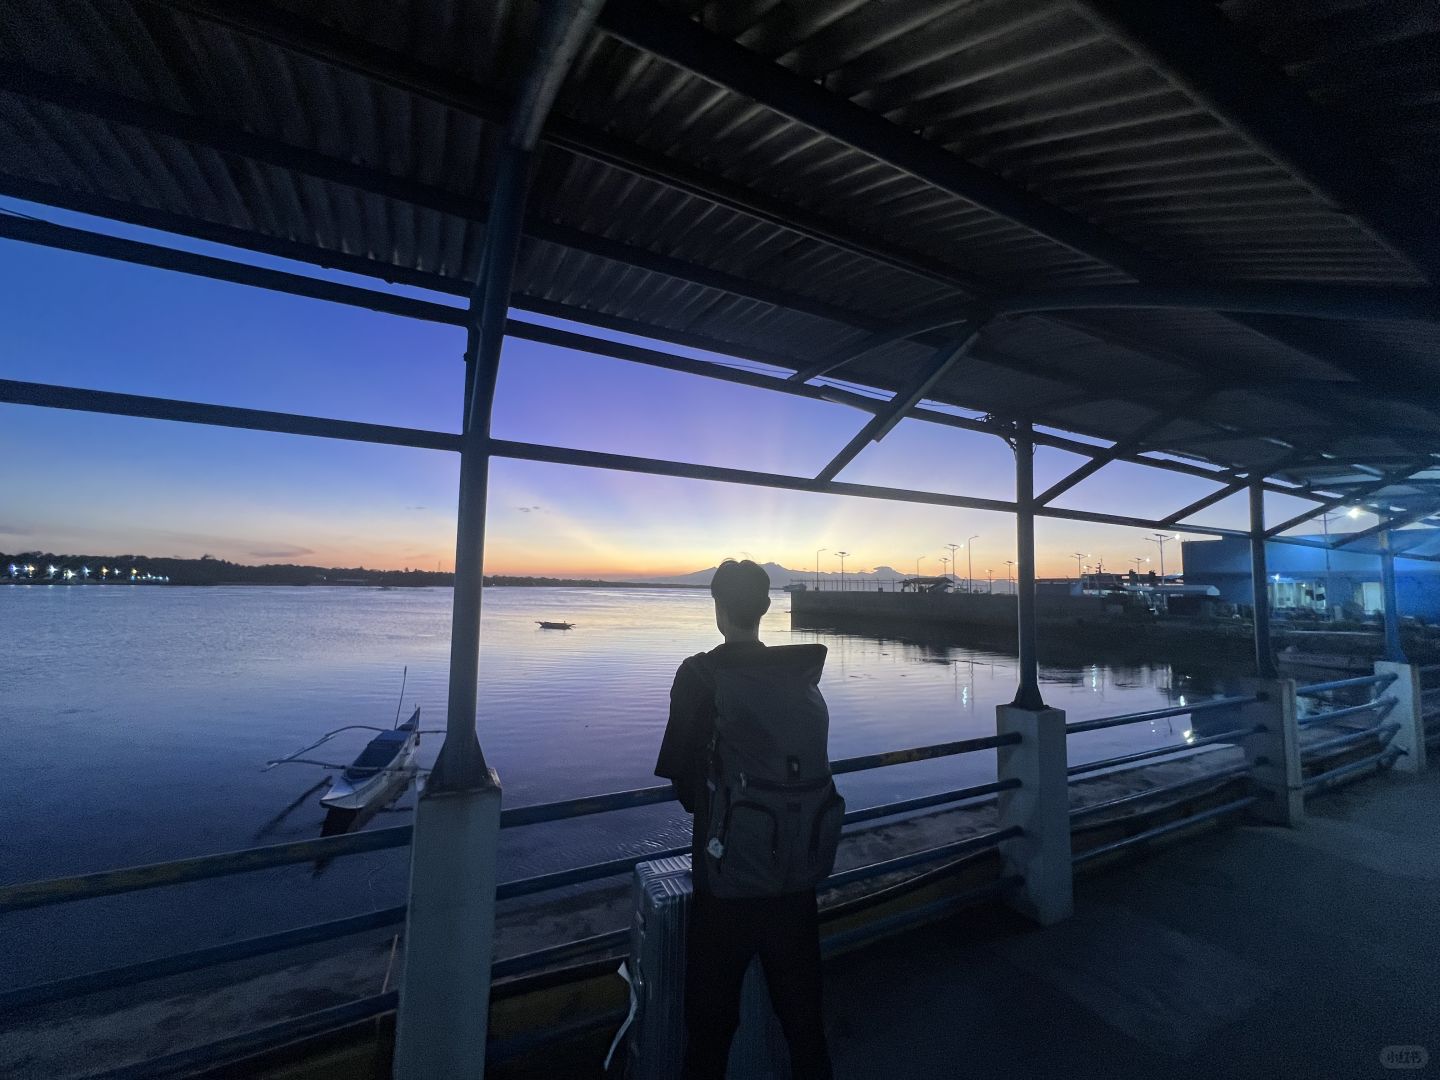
top-left (320, 706), bottom-right (421, 811)
top-left (265, 670), bottom-right (427, 813)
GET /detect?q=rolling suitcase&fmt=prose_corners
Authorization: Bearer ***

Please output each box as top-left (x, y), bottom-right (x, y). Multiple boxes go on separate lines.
top-left (627, 855), bottom-right (789, 1079)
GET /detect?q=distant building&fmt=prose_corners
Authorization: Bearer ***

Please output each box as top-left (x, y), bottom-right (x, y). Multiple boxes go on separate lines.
top-left (1181, 536), bottom-right (1440, 621)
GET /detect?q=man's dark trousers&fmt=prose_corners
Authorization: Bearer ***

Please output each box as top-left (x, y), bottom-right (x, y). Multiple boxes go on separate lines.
top-left (681, 888), bottom-right (833, 1080)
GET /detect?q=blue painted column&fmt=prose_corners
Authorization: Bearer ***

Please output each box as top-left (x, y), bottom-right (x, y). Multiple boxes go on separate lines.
top-left (1249, 481), bottom-right (1277, 679)
top-left (1380, 529), bottom-right (1406, 663)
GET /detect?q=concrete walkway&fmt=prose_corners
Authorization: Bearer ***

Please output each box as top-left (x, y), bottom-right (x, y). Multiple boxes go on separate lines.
top-left (826, 768), bottom-right (1440, 1080)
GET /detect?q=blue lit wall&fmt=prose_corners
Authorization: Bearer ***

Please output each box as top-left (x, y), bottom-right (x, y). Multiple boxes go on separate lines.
top-left (1182, 537), bottom-right (1440, 620)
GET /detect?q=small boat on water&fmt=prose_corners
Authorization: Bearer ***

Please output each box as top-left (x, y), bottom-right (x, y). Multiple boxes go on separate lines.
top-left (319, 706), bottom-right (420, 812)
top-left (537, 620), bottom-right (575, 630)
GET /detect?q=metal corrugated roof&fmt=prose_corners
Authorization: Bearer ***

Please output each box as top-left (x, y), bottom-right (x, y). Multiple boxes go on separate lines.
top-left (1, 0), bottom-right (1438, 503)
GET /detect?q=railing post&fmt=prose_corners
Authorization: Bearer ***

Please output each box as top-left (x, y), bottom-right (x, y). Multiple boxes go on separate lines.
top-left (1228, 678), bottom-right (1303, 824)
top-left (1375, 661), bottom-right (1427, 772)
top-left (995, 704), bottom-right (1072, 924)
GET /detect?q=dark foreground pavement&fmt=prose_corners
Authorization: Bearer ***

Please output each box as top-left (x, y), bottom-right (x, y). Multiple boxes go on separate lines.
top-left (824, 768), bottom-right (1440, 1080)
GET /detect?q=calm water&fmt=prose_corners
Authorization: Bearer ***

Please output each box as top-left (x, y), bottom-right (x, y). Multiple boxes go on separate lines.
top-left (0, 584), bottom-right (1224, 988)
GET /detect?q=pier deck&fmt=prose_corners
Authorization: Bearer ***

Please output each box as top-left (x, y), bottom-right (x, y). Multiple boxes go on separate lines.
top-left (826, 768), bottom-right (1439, 1079)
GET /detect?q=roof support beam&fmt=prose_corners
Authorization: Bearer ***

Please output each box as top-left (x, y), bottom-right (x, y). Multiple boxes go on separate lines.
top-left (1160, 481), bottom-right (1249, 528)
top-left (788, 313), bottom-right (972, 384)
top-left (1036, 392), bottom-right (1209, 506)
top-left (1263, 467), bottom-right (1431, 538)
top-left (997, 285), bottom-right (1440, 323)
top-left (1078, 0), bottom-right (1440, 284)
top-left (814, 327), bottom-right (982, 483)
top-left (1335, 504), bottom-right (1440, 550)
top-left (0, 202), bottom-right (1334, 505)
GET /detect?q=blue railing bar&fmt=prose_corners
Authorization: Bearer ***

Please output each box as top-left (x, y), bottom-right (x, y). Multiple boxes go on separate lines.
top-left (1064, 695), bottom-right (1259, 735)
top-left (1072, 796), bottom-right (1259, 866)
top-left (830, 732), bottom-right (1021, 775)
top-left (1303, 747), bottom-right (1404, 791)
top-left (840, 778), bottom-right (1019, 827)
top-left (500, 784), bottom-right (676, 829)
top-left (91, 990), bottom-right (399, 1079)
top-left (0, 905), bottom-right (407, 1013)
top-left (0, 826), bottom-right (414, 914)
top-left (1301, 722), bottom-right (1400, 761)
top-left (497, 845), bottom-right (690, 901)
top-left (1418, 664), bottom-right (1440, 677)
top-left (1069, 764), bottom-right (1251, 821)
top-left (1296, 672), bottom-right (1397, 697)
top-left (490, 927), bottom-right (630, 980)
top-left (1066, 725), bottom-right (1262, 777)
top-left (1297, 697), bottom-right (1396, 728)
top-left (823, 826), bottom-right (1020, 891)
top-left (499, 734), bottom-right (1021, 828)
top-left (820, 876), bottom-right (1021, 958)
top-left (497, 783), bottom-right (1028, 900)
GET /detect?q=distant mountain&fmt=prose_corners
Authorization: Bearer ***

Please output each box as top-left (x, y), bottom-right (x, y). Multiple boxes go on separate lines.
top-left (637, 562), bottom-right (918, 589)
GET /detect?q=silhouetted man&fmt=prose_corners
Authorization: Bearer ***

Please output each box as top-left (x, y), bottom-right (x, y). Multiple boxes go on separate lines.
top-left (656, 559), bottom-right (840, 1080)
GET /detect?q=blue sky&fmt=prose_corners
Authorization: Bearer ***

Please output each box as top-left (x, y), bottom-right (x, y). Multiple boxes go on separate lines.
top-left (0, 197), bottom-right (1342, 578)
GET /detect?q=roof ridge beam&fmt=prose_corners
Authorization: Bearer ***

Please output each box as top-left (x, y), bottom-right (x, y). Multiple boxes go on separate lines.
top-left (998, 285), bottom-right (1440, 322)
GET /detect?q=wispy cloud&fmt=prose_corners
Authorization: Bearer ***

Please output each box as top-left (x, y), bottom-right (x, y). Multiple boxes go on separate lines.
top-left (516, 505), bottom-right (544, 514)
top-left (0, 524), bottom-right (31, 536)
top-left (249, 544), bottom-right (315, 560)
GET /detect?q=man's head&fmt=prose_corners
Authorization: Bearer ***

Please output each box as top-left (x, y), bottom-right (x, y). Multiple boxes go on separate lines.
top-left (711, 558), bottom-right (771, 640)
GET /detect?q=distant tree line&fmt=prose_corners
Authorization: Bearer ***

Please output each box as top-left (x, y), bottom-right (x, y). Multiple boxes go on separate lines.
top-left (483, 575), bottom-right (695, 588)
top-left (1, 551), bottom-right (454, 587)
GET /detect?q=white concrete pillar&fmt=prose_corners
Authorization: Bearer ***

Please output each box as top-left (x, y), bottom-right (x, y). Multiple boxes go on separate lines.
top-left (1375, 661), bottom-right (1427, 773)
top-left (394, 772), bottom-right (502, 1080)
top-left (1225, 678), bottom-right (1303, 825)
top-left (995, 704), bottom-right (1072, 925)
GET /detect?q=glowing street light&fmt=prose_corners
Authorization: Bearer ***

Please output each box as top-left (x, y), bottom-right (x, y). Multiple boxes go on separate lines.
top-left (1072, 552), bottom-right (1088, 579)
top-left (1003, 559), bottom-right (1015, 594)
top-left (835, 550), bottom-right (850, 592)
top-left (46, 565), bottom-right (58, 579)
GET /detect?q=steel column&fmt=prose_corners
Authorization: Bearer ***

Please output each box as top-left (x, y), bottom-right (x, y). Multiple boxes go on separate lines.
top-left (1380, 530), bottom-right (1406, 663)
top-left (1249, 482), bottom-right (1277, 679)
top-left (432, 148), bottom-right (529, 789)
top-left (1013, 423), bottom-right (1044, 710)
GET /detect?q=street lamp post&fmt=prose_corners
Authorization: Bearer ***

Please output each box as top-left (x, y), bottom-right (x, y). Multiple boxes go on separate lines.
top-left (939, 555), bottom-right (951, 580)
top-left (916, 555), bottom-right (925, 580)
top-left (1071, 552), bottom-right (1088, 580)
top-left (815, 547), bottom-right (826, 590)
top-left (835, 550), bottom-right (850, 592)
top-left (945, 543), bottom-right (960, 586)
top-left (967, 535), bottom-right (979, 593)
top-left (987, 569), bottom-right (994, 594)
top-left (1003, 559), bottom-right (1014, 594)
top-left (1148, 533), bottom-right (1176, 581)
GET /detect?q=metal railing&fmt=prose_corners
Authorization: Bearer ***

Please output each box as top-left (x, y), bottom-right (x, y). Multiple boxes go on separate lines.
top-left (1295, 672), bottom-right (1396, 697)
top-left (0, 732), bottom-right (1021, 1015)
top-left (1063, 695), bottom-right (1262, 781)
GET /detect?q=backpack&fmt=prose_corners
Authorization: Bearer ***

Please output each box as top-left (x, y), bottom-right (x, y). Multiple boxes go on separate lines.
top-left (697, 644), bottom-right (845, 898)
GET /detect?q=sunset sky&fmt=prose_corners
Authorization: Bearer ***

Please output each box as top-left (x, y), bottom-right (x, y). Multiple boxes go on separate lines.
top-left (1, 197), bottom-right (1347, 579)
